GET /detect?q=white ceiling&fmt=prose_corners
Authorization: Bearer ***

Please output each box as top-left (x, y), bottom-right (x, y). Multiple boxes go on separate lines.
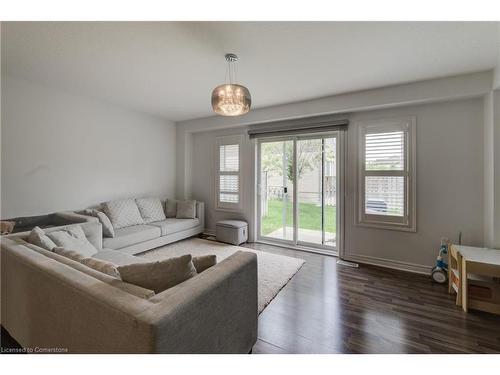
top-left (2, 22), bottom-right (499, 122)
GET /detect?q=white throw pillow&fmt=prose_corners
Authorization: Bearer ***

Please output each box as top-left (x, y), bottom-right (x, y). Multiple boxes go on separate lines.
top-left (135, 197), bottom-right (166, 223)
top-left (28, 226), bottom-right (57, 251)
top-left (176, 200), bottom-right (197, 219)
top-left (102, 199), bottom-right (144, 229)
top-left (83, 209), bottom-right (115, 238)
top-left (165, 199), bottom-right (177, 218)
top-left (47, 226), bottom-right (98, 257)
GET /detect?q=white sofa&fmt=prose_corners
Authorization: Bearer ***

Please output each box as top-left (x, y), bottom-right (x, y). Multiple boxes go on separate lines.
top-left (1, 220), bottom-right (258, 353)
top-left (60, 201), bottom-right (205, 255)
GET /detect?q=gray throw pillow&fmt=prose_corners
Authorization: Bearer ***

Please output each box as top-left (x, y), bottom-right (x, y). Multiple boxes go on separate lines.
top-left (28, 226), bottom-right (57, 251)
top-left (117, 254), bottom-right (197, 293)
top-left (53, 246), bottom-right (87, 262)
top-left (135, 197), bottom-right (166, 223)
top-left (54, 247), bottom-right (120, 279)
top-left (83, 209), bottom-right (115, 238)
top-left (47, 226), bottom-right (98, 257)
top-left (80, 257), bottom-right (121, 279)
top-left (192, 255), bottom-right (217, 273)
top-left (165, 199), bottom-right (177, 218)
top-left (176, 200), bottom-right (197, 219)
top-left (102, 199), bottom-right (144, 229)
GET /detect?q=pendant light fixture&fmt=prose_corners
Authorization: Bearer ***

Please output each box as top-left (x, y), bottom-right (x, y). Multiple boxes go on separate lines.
top-left (211, 53), bottom-right (251, 116)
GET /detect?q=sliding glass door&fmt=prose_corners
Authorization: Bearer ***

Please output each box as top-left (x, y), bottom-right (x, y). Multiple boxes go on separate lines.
top-left (258, 132), bottom-right (342, 252)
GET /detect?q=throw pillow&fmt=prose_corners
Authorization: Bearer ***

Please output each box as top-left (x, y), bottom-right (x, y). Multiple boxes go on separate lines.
top-left (117, 254), bottom-right (197, 293)
top-left (135, 197), bottom-right (166, 223)
top-left (176, 200), bottom-right (197, 219)
top-left (192, 255), bottom-right (217, 273)
top-left (47, 226), bottom-right (98, 257)
top-left (83, 209), bottom-right (115, 238)
top-left (53, 246), bottom-right (87, 262)
top-left (102, 199), bottom-right (144, 229)
top-left (28, 226), bottom-right (57, 251)
top-left (165, 199), bottom-right (177, 218)
top-left (80, 257), bottom-right (121, 279)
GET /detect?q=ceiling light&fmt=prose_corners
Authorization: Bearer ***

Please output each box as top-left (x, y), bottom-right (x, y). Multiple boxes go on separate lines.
top-left (211, 53), bottom-right (251, 117)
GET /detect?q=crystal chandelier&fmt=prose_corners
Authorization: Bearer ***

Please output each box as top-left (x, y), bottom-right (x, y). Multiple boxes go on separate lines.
top-left (211, 53), bottom-right (251, 116)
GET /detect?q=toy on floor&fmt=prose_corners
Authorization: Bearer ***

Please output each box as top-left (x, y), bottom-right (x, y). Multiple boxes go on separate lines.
top-left (431, 238), bottom-right (449, 283)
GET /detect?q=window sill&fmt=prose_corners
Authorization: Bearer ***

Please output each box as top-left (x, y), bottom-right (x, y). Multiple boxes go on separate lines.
top-left (356, 221), bottom-right (417, 233)
top-left (215, 206), bottom-right (244, 213)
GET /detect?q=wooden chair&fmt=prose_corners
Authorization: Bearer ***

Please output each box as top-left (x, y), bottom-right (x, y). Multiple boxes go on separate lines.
top-left (448, 244), bottom-right (462, 306)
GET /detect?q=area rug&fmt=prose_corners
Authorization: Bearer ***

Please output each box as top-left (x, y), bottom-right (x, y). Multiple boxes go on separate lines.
top-left (139, 238), bottom-right (305, 313)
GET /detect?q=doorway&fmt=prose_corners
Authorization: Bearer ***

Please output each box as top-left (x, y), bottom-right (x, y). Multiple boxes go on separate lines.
top-left (257, 132), bottom-right (344, 254)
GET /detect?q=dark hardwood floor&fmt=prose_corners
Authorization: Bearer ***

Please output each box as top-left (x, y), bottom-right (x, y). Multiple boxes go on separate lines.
top-left (243, 242), bottom-right (500, 354)
top-left (2, 241), bottom-right (500, 354)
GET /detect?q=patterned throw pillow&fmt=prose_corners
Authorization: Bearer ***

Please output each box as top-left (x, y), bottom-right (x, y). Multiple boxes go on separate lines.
top-left (83, 209), bottom-right (115, 238)
top-left (28, 226), bottom-right (57, 251)
top-left (135, 197), bottom-right (166, 223)
top-left (47, 226), bottom-right (98, 257)
top-left (102, 199), bottom-right (145, 229)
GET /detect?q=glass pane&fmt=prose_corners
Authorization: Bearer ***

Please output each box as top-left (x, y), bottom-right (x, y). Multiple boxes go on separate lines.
top-left (323, 137), bottom-right (336, 247)
top-left (365, 131), bottom-right (404, 171)
top-left (219, 144), bottom-right (239, 172)
top-left (365, 176), bottom-right (404, 216)
top-left (219, 175), bottom-right (238, 193)
top-left (260, 140), bottom-right (294, 241)
top-left (220, 193), bottom-right (238, 203)
top-left (297, 139), bottom-right (322, 245)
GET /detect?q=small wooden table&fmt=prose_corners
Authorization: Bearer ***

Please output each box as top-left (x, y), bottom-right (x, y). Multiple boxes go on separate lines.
top-left (453, 245), bottom-right (500, 314)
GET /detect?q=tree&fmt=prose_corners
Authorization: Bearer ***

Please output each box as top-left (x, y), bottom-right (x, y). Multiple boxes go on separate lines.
top-left (261, 140), bottom-right (324, 181)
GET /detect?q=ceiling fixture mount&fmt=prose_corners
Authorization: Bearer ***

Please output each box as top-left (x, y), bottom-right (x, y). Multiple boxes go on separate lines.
top-left (211, 53), bottom-right (251, 117)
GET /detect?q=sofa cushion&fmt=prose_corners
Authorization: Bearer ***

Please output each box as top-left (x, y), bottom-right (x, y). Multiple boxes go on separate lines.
top-left (193, 255), bottom-right (217, 273)
top-left (25, 242), bottom-right (155, 299)
top-left (28, 226), bottom-right (57, 251)
top-left (102, 199), bottom-right (145, 229)
top-left (83, 209), bottom-right (115, 238)
top-left (93, 249), bottom-right (149, 266)
top-left (47, 226), bottom-right (98, 257)
top-left (103, 224), bottom-right (161, 250)
top-left (53, 246), bottom-right (87, 262)
top-left (117, 254), bottom-right (198, 293)
top-left (165, 199), bottom-right (177, 218)
top-left (176, 200), bottom-right (197, 219)
top-left (148, 218), bottom-right (200, 236)
top-left (136, 197), bottom-right (166, 223)
top-left (80, 257), bottom-right (121, 279)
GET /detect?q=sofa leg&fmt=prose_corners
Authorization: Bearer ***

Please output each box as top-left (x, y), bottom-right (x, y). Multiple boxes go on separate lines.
top-left (248, 349), bottom-right (253, 354)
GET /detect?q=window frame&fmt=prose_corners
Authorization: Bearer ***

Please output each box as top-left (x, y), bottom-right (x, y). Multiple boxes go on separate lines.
top-left (357, 116), bottom-right (416, 232)
top-left (215, 135), bottom-right (243, 211)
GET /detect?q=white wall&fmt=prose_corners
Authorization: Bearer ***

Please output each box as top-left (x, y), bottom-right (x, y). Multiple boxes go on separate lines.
top-left (345, 99), bottom-right (484, 270)
top-left (1, 76), bottom-right (176, 218)
top-left (189, 98), bottom-right (484, 271)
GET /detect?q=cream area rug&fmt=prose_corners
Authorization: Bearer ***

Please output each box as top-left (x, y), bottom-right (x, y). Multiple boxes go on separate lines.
top-left (139, 238), bottom-right (305, 313)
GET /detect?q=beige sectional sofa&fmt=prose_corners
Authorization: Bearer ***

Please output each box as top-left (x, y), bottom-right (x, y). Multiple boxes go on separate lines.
top-left (61, 201), bottom-right (205, 255)
top-left (1, 221), bottom-right (258, 353)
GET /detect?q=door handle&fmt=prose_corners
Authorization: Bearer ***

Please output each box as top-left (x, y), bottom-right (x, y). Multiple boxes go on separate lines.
top-left (283, 187), bottom-right (288, 194)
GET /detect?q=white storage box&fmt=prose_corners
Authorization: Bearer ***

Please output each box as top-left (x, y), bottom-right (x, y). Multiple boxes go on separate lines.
top-left (216, 220), bottom-right (248, 245)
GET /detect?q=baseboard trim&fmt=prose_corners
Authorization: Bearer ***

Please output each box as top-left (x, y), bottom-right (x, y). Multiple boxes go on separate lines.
top-left (203, 229), bottom-right (216, 236)
top-left (343, 254), bottom-right (432, 275)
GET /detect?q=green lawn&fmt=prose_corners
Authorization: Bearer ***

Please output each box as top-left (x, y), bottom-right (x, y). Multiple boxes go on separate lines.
top-left (261, 199), bottom-right (336, 236)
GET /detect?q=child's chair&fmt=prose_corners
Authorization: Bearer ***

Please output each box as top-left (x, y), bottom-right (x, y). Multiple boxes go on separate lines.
top-left (448, 244), bottom-right (462, 306)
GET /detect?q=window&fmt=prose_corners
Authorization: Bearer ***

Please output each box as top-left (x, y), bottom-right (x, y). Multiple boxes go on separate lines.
top-left (357, 117), bottom-right (416, 231)
top-left (216, 136), bottom-right (243, 210)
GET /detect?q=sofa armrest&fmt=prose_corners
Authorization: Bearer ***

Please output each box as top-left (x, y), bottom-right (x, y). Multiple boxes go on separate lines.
top-left (196, 201), bottom-right (205, 231)
top-left (54, 211), bottom-right (99, 224)
top-left (141, 251), bottom-right (257, 353)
